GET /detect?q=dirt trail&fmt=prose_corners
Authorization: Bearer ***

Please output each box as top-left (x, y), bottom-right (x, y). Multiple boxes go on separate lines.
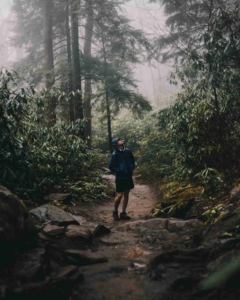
top-left (72, 175), bottom-right (163, 300)
top-left (89, 174), bottom-right (159, 225)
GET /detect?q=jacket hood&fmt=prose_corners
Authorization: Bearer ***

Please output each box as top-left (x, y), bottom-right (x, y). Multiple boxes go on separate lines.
top-left (112, 137), bottom-right (125, 151)
top-left (112, 137), bottom-right (121, 149)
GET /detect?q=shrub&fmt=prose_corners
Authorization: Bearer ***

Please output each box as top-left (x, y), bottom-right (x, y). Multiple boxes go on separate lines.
top-left (0, 69), bottom-right (108, 202)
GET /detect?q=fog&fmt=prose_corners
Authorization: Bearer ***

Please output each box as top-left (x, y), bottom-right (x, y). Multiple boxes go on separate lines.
top-left (0, 0), bottom-right (179, 108)
top-left (126, 0), bottom-right (179, 108)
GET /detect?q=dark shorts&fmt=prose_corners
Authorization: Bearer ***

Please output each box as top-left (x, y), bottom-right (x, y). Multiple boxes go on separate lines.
top-left (115, 178), bottom-right (134, 193)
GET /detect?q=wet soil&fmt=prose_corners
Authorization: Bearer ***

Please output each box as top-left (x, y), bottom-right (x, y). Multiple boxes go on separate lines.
top-left (81, 174), bottom-right (159, 225)
top-left (70, 175), bottom-right (164, 300)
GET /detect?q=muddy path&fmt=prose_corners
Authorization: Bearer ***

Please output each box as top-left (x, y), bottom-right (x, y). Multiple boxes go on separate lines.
top-left (70, 175), bottom-right (164, 300)
top-left (70, 176), bottom-right (209, 300)
top-left (83, 174), bottom-right (159, 225)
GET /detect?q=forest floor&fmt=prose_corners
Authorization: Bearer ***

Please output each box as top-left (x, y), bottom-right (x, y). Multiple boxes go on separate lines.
top-left (70, 174), bottom-right (166, 300)
top-left (3, 174), bottom-right (240, 299)
top-left (74, 174), bottom-right (159, 225)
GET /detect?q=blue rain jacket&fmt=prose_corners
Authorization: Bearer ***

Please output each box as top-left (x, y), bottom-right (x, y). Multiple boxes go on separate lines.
top-left (109, 139), bottom-right (135, 179)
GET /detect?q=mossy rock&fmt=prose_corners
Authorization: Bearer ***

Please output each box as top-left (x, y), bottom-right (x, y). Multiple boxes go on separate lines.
top-left (0, 186), bottom-right (37, 260)
top-left (151, 185), bottom-right (202, 219)
top-left (204, 207), bottom-right (240, 242)
top-left (217, 207), bottom-right (240, 232)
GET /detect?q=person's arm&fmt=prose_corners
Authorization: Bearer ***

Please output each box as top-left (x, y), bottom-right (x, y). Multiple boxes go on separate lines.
top-left (109, 153), bottom-right (120, 173)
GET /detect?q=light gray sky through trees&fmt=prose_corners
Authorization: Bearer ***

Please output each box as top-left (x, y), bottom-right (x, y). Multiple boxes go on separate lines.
top-left (0, 0), bottom-right (179, 108)
top-left (125, 0), bottom-right (179, 108)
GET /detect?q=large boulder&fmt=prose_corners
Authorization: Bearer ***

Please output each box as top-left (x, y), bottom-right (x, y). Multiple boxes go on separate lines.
top-left (29, 204), bottom-right (79, 226)
top-left (116, 218), bottom-right (202, 235)
top-left (116, 218), bottom-right (203, 249)
top-left (207, 250), bottom-right (240, 273)
top-left (206, 207), bottom-right (240, 240)
top-left (0, 186), bottom-right (36, 260)
top-left (116, 219), bottom-right (168, 235)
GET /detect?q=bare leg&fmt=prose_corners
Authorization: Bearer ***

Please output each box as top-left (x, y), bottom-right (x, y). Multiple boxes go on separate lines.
top-left (122, 190), bottom-right (130, 212)
top-left (114, 192), bottom-right (122, 211)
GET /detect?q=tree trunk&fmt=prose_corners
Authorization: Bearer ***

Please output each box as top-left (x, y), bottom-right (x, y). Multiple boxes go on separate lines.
top-left (100, 25), bottom-right (113, 153)
top-left (71, 0), bottom-right (83, 123)
top-left (106, 83), bottom-right (113, 153)
top-left (66, 0), bottom-right (74, 123)
top-left (44, 0), bottom-right (56, 127)
top-left (84, 0), bottom-right (94, 148)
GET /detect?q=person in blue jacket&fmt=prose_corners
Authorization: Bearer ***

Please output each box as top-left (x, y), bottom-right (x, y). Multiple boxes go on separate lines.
top-left (109, 137), bottom-right (135, 220)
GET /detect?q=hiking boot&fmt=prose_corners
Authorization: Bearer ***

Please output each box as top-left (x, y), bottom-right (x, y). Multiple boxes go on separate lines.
top-left (113, 210), bottom-right (120, 221)
top-left (120, 212), bottom-right (131, 220)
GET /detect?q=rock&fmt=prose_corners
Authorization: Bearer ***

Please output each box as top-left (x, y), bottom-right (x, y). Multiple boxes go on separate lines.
top-left (0, 185), bottom-right (11, 195)
top-left (44, 193), bottom-right (71, 203)
top-left (157, 186), bottom-right (202, 218)
top-left (53, 265), bottom-right (79, 280)
top-left (69, 214), bottom-right (88, 225)
top-left (92, 224), bottom-right (111, 237)
top-left (66, 217), bottom-right (106, 236)
top-left (0, 186), bottom-right (36, 260)
top-left (101, 231), bottom-right (137, 246)
top-left (219, 232), bottom-right (233, 239)
top-left (116, 218), bottom-right (202, 237)
top-left (148, 250), bottom-right (179, 271)
top-left (219, 238), bottom-right (240, 250)
top-left (65, 225), bottom-right (91, 240)
top-left (224, 207), bottom-right (240, 230)
top-left (38, 232), bottom-right (51, 241)
top-left (116, 219), bottom-right (168, 235)
top-left (43, 225), bottom-right (65, 236)
top-left (50, 265), bottom-right (84, 291)
top-left (101, 237), bottom-right (120, 246)
top-left (132, 262), bottom-right (147, 269)
top-left (207, 250), bottom-right (240, 273)
top-left (230, 186), bottom-right (240, 202)
top-left (10, 248), bottom-right (47, 283)
top-left (115, 218), bottom-right (202, 249)
top-left (167, 218), bottom-right (203, 232)
top-left (29, 205), bottom-right (78, 226)
top-left (81, 222), bottom-right (100, 233)
top-left (65, 250), bottom-right (108, 265)
top-left (208, 207), bottom-right (240, 236)
top-left (201, 257), bottom-right (240, 291)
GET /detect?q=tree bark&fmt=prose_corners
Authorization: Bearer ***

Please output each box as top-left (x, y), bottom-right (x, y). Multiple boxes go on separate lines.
top-left (105, 83), bottom-right (113, 153)
top-left (100, 24), bottom-right (113, 153)
top-left (44, 0), bottom-right (56, 127)
top-left (71, 0), bottom-right (83, 123)
top-left (66, 0), bottom-right (74, 122)
top-left (84, 0), bottom-right (94, 148)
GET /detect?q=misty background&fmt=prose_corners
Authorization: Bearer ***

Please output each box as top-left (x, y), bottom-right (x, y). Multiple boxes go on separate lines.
top-left (0, 0), bottom-right (179, 109)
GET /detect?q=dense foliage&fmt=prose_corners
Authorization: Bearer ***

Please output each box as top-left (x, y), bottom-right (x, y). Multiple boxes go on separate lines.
top-left (138, 5), bottom-right (240, 191)
top-left (0, 70), bottom-right (107, 201)
top-left (136, 109), bottom-right (175, 181)
top-left (92, 113), bottom-right (155, 152)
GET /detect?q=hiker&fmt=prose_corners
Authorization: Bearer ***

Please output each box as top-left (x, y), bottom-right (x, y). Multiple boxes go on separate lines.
top-left (109, 137), bottom-right (135, 221)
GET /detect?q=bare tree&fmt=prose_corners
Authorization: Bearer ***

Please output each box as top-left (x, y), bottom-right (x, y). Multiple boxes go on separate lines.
top-left (71, 0), bottom-right (83, 123)
top-left (44, 0), bottom-right (56, 126)
top-left (84, 0), bottom-right (94, 148)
